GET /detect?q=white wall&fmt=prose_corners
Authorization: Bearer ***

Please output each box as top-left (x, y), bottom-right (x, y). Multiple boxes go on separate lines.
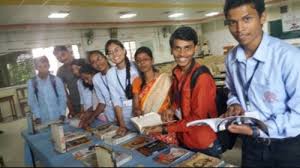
top-left (0, 24), bottom-right (203, 63)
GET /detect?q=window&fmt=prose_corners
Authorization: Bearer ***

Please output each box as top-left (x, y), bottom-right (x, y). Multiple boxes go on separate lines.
top-left (32, 45), bottom-right (80, 75)
top-left (0, 51), bottom-right (35, 88)
top-left (123, 41), bottom-right (136, 61)
top-left (0, 44), bottom-right (81, 88)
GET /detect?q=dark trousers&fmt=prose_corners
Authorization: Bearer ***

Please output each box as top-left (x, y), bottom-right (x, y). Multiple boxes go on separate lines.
top-left (186, 139), bottom-right (223, 158)
top-left (242, 135), bottom-right (300, 167)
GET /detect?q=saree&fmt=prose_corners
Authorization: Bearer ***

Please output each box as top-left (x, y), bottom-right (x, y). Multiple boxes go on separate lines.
top-left (132, 73), bottom-right (178, 145)
top-left (133, 73), bottom-right (172, 114)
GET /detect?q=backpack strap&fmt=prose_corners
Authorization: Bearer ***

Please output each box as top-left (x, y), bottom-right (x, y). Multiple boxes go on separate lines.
top-left (32, 76), bottom-right (39, 101)
top-left (32, 75), bottom-right (58, 101)
top-left (190, 65), bottom-right (212, 89)
top-left (190, 65), bottom-right (214, 118)
top-left (49, 74), bottom-right (59, 98)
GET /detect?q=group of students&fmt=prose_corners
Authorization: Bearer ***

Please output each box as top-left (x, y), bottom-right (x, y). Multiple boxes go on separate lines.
top-left (25, 0), bottom-right (300, 167)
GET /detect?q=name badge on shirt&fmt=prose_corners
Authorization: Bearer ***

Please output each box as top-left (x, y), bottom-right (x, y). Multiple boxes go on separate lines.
top-left (123, 100), bottom-right (132, 107)
top-left (175, 108), bottom-right (182, 120)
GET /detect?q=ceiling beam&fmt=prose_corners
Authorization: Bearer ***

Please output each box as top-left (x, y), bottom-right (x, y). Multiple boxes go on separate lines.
top-left (0, 0), bottom-right (222, 10)
top-left (0, 14), bottom-right (224, 31)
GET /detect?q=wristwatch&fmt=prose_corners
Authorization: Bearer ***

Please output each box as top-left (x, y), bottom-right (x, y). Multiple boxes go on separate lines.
top-left (162, 125), bottom-right (168, 135)
top-left (251, 126), bottom-right (260, 138)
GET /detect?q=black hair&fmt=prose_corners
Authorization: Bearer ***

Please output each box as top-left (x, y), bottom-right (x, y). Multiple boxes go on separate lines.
top-left (86, 50), bottom-right (111, 68)
top-left (71, 58), bottom-right (87, 67)
top-left (105, 39), bottom-right (133, 99)
top-left (169, 26), bottom-right (198, 48)
top-left (79, 64), bottom-right (98, 91)
top-left (223, 0), bottom-right (265, 18)
top-left (33, 56), bottom-right (49, 69)
top-left (53, 45), bottom-right (69, 55)
top-left (134, 46), bottom-right (159, 89)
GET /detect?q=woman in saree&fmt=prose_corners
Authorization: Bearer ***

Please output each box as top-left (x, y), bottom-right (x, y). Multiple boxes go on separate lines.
top-left (132, 46), bottom-right (177, 145)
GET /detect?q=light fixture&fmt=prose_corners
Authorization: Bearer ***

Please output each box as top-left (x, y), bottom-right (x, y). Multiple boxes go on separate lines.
top-left (205, 12), bottom-right (219, 17)
top-left (119, 13), bottom-right (137, 19)
top-left (168, 13), bottom-right (184, 18)
top-left (48, 12), bottom-right (69, 19)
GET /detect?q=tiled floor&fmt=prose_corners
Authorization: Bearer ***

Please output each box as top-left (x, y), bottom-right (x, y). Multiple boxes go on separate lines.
top-left (0, 118), bottom-right (241, 167)
top-left (0, 118), bottom-right (27, 167)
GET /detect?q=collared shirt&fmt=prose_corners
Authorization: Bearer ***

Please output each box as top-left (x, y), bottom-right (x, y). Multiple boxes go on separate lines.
top-left (225, 33), bottom-right (300, 138)
top-left (93, 72), bottom-right (115, 122)
top-left (27, 75), bottom-right (67, 123)
top-left (106, 62), bottom-right (139, 129)
top-left (77, 79), bottom-right (95, 111)
top-left (106, 63), bottom-right (139, 108)
top-left (57, 62), bottom-right (81, 112)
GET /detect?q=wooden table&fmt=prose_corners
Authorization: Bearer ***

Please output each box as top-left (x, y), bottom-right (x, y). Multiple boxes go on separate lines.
top-left (0, 95), bottom-right (17, 121)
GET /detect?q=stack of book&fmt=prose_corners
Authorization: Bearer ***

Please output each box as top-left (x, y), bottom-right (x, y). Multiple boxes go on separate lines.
top-left (153, 147), bottom-right (191, 165)
top-left (72, 145), bottom-right (132, 167)
top-left (92, 123), bottom-right (119, 140)
top-left (122, 136), bottom-right (153, 150)
top-left (103, 132), bottom-right (137, 145)
top-left (136, 140), bottom-right (169, 157)
top-left (51, 124), bottom-right (91, 153)
top-left (176, 153), bottom-right (224, 167)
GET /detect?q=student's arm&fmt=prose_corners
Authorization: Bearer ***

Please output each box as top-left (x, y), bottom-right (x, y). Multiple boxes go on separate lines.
top-left (106, 70), bottom-right (127, 135)
top-left (222, 56), bottom-right (244, 117)
top-left (77, 81), bottom-right (84, 113)
top-left (57, 68), bottom-right (75, 118)
top-left (27, 80), bottom-right (41, 123)
top-left (276, 51), bottom-right (300, 133)
top-left (132, 78), bottom-right (143, 117)
top-left (56, 77), bottom-right (67, 120)
top-left (167, 74), bottom-right (217, 133)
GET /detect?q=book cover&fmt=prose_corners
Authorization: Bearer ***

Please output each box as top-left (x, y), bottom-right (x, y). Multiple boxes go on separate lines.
top-left (104, 132), bottom-right (137, 145)
top-left (64, 132), bottom-right (87, 142)
top-left (176, 153), bottom-right (224, 167)
top-left (66, 136), bottom-right (91, 151)
top-left (130, 113), bottom-right (163, 133)
top-left (186, 112), bottom-right (269, 136)
top-left (76, 146), bottom-right (132, 167)
top-left (136, 140), bottom-right (169, 157)
top-left (92, 123), bottom-right (119, 140)
top-left (72, 147), bottom-right (94, 160)
top-left (153, 147), bottom-right (191, 165)
top-left (122, 136), bottom-right (153, 150)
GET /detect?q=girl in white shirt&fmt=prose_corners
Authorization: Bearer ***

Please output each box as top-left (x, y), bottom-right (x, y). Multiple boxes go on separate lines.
top-left (105, 40), bottom-right (139, 135)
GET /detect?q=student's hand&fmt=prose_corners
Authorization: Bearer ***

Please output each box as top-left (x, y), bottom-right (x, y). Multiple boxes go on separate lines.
top-left (161, 109), bottom-right (174, 122)
top-left (144, 126), bottom-right (162, 135)
top-left (117, 127), bottom-right (127, 136)
top-left (227, 124), bottom-right (253, 136)
top-left (68, 112), bottom-right (75, 119)
top-left (59, 115), bottom-right (65, 122)
top-left (134, 109), bottom-right (144, 117)
top-left (220, 104), bottom-right (245, 118)
top-left (35, 118), bottom-right (41, 125)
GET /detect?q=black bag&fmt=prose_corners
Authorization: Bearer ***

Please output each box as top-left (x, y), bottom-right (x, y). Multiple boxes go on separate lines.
top-left (190, 65), bottom-right (237, 153)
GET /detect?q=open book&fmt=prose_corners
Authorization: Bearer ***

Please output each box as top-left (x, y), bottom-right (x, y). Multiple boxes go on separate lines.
top-left (186, 112), bottom-right (269, 136)
top-left (130, 112), bottom-right (163, 133)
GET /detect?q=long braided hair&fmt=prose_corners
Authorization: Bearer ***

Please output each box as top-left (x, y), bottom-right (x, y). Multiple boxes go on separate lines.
top-left (105, 39), bottom-right (133, 99)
